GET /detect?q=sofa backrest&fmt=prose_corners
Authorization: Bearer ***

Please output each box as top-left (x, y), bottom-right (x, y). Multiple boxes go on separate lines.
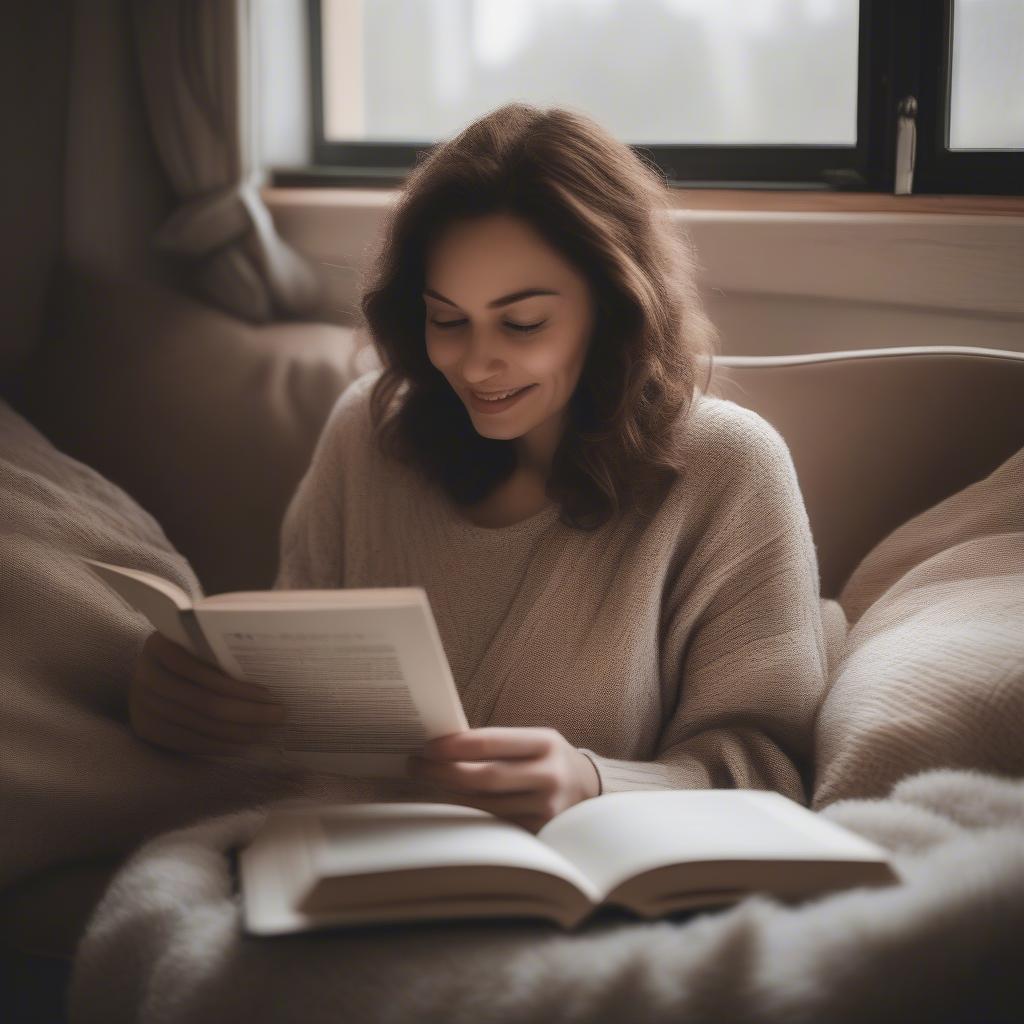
top-left (709, 347), bottom-right (1024, 598)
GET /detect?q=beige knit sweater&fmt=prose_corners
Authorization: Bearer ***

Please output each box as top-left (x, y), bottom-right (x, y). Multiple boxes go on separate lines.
top-left (274, 369), bottom-right (830, 805)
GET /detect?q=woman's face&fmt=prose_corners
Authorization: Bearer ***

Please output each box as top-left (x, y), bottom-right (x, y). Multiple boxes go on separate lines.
top-left (423, 212), bottom-right (595, 472)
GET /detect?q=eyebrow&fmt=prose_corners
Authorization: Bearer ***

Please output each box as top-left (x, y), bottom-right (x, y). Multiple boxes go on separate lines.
top-left (422, 287), bottom-right (560, 309)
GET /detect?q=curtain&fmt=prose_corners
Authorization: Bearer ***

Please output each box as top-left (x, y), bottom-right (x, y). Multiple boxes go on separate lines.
top-left (132, 0), bottom-right (320, 322)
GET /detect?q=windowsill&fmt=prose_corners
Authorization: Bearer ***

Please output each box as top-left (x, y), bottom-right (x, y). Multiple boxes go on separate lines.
top-left (264, 183), bottom-right (1024, 329)
top-left (263, 182), bottom-right (1024, 217)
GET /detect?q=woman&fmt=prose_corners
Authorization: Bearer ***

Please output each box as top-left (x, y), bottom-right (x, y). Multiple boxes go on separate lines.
top-left (131, 103), bottom-right (830, 832)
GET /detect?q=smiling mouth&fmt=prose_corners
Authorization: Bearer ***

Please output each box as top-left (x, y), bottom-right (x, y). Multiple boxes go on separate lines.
top-left (470, 385), bottom-right (534, 402)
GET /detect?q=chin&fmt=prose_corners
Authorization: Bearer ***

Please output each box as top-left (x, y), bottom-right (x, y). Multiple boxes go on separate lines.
top-left (469, 418), bottom-right (525, 440)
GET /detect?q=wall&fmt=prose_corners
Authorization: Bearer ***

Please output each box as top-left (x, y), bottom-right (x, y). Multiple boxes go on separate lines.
top-left (263, 188), bottom-right (1024, 357)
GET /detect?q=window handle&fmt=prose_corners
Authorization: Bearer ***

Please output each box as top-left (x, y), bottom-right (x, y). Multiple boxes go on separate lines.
top-left (894, 96), bottom-right (918, 195)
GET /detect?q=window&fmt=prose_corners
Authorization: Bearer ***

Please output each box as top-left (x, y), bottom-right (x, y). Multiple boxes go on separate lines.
top-left (914, 0), bottom-right (1024, 193)
top-left (292, 0), bottom-right (1023, 194)
top-left (949, 0), bottom-right (1023, 149)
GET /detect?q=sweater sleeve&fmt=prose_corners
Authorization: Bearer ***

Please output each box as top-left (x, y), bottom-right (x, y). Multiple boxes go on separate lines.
top-left (272, 374), bottom-right (375, 591)
top-left (580, 410), bottom-right (829, 805)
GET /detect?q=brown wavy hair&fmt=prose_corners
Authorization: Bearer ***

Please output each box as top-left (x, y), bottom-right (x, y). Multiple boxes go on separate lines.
top-left (361, 102), bottom-right (719, 530)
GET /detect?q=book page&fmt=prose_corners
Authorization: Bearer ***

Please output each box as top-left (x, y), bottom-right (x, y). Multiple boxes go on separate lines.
top-left (81, 558), bottom-right (213, 661)
top-left (195, 596), bottom-right (469, 777)
top-left (308, 803), bottom-right (600, 899)
top-left (199, 588), bottom-right (427, 608)
top-left (239, 803), bottom-right (600, 936)
top-left (537, 789), bottom-right (892, 900)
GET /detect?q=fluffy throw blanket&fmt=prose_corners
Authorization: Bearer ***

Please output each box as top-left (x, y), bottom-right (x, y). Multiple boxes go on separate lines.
top-left (67, 768), bottom-right (1024, 1024)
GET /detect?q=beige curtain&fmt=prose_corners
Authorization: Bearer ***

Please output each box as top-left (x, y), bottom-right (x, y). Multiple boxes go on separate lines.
top-left (132, 0), bottom-right (320, 322)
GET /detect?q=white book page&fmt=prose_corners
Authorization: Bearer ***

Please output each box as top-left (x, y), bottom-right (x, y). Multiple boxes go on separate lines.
top-left (195, 596), bottom-right (468, 776)
top-left (537, 790), bottom-right (890, 899)
top-left (239, 812), bottom-right (322, 936)
top-left (199, 588), bottom-right (429, 609)
top-left (81, 558), bottom-right (210, 658)
top-left (239, 804), bottom-right (598, 936)
top-left (307, 803), bottom-right (601, 901)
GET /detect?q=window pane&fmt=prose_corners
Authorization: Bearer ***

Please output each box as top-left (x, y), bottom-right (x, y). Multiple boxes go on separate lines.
top-left (949, 0), bottom-right (1024, 150)
top-left (321, 0), bottom-right (859, 146)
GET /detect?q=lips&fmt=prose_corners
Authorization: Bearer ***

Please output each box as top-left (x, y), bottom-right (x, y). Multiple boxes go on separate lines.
top-left (472, 385), bottom-right (531, 401)
top-left (465, 383), bottom-right (538, 413)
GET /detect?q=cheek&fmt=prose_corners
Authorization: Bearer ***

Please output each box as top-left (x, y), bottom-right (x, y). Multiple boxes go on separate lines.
top-left (521, 328), bottom-right (589, 383)
top-left (425, 332), bottom-right (462, 370)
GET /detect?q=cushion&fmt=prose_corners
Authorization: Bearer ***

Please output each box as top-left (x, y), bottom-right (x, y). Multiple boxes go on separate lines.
top-left (0, 394), bottom-right (448, 960)
top-left (0, 398), bottom-right (352, 955)
top-left (10, 265), bottom-right (379, 594)
top-left (709, 349), bottom-right (1024, 599)
top-left (812, 445), bottom-right (1024, 809)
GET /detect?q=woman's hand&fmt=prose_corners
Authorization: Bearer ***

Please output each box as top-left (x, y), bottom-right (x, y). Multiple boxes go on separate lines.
top-left (405, 726), bottom-right (601, 832)
top-left (129, 630), bottom-right (287, 756)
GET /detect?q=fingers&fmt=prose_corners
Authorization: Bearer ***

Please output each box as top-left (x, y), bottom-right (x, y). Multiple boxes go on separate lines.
top-left (144, 654), bottom-right (287, 728)
top-left (129, 691), bottom-right (259, 757)
top-left (508, 816), bottom-right (548, 834)
top-left (407, 755), bottom-right (541, 795)
top-left (408, 728), bottom-right (584, 832)
top-left (450, 790), bottom-right (558, 817)
top-left (132, 631), bottom-right (287, 757)
top-left (135, 685), bottom-right (283, 747)
top-left (441, 792), bottom-right (559, 834)
top-left (146, 631), bottom-right (279, 704)
top-left (420, 727), bottom-right (558, 763)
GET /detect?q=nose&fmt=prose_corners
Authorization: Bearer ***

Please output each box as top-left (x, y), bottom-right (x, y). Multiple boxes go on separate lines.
top-left (459, 326), bottom-right (508, 383)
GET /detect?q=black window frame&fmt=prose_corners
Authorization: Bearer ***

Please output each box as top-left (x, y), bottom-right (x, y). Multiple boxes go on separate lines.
top-left (913, 0), bottom-right (1024, 194)
top-left (287, 0), bottom-right (1022, 195)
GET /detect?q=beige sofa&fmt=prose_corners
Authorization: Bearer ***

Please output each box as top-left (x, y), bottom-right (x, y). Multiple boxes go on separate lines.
top-left (3, 337), bottom-right (1022, 962)
top-left (3, 341), bottom-right (1022, 1022)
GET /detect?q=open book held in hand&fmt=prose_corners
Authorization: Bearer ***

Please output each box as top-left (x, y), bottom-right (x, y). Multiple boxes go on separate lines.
top-left (237, 789), bottom-right (899, 935)
top-left (82, 558), bottom-right (468, 777)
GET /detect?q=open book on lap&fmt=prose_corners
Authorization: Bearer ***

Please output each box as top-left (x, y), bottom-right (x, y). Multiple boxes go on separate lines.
top-left (82, 558), bottom-right (468, 777)
top-left (237, 789), bottom-right (899, 935)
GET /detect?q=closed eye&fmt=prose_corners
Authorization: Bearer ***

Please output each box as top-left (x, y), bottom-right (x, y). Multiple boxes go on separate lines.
top-left (429, 319), bottom-right (546, 334)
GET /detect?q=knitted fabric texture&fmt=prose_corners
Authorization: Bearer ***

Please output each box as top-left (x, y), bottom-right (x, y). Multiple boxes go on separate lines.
top-left (274, 370), bottom-right (832, 805)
